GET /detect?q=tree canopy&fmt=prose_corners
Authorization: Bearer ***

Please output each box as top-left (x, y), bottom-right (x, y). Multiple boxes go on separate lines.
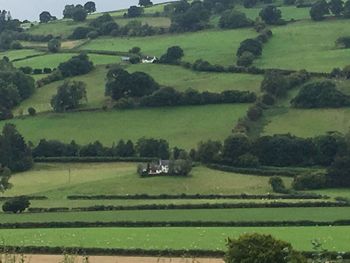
top-left (51, 81), bottom-right (87, 112)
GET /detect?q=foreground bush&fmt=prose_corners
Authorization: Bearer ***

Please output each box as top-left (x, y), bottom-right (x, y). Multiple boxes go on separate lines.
top-left (225, 233), bottom-right (307, 263)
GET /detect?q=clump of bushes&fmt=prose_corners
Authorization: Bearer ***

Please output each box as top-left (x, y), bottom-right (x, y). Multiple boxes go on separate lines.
top-left (292, 173), bottom-right (327, 190)
top-left (291, 81), bottom-right (350, 108)
top-left (269, 176), bottom-right (289, 193)
top-left (2, 196), bottom-right (30, 213)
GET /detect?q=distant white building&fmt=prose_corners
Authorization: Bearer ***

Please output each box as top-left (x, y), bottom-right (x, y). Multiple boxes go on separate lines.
top-left (142, 56), bottom-right (158, 64)
top-left (147, 160), bottom-right (170, 175)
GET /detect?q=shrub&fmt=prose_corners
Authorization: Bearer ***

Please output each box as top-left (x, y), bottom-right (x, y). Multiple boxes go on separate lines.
top-left (70, 27), bottom-right (93, 39)
top-left (58, 53), bottom-right (94, 77)
top-left (87, 30), bottom-right (99, 39)
top-left (292, 173), bottom-right (327, 190)
top-left (237, 51), bottom-right (255, 67)
top-left (237, 153), bottom-right (260, 168)
top-left (10, 41), bottom-right (22, 50)
top-left (247, 105), bottom-right (263, 121)
top-left (2, 196), bottom-right (30, 213)
top-left (43, 68), bottom-right (52, 74)
top-left (269, 176), bottom-right (288, 193)
top-left (114, 98), bottom-right (136, 109)
top-left (225, 233), bottom-right (307, 263)
top-left (237, 38), bottom-right (263, 57)
top-left (48, 38), bottom-right (61, 53)
top-left (33, 68), bottom-right (43, 74)
top-left (27, 107), bottom-right (36, 116)
top-left (219, 10), bottom-right (253, 29)
top-left (291, 81), bottom-right (350, 108)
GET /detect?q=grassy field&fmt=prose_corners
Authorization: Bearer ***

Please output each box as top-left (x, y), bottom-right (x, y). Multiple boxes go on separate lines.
top-left (0, 226), bottom-right (349, 251)
top-left (1, 104), bottom-right (250, 149)
top-left (0, 49), bottom-right (44, 61)
top-left (114, 16), bottom-right (171, 27)
top-left (0, 207), bottom-right (348, 224)
top-left (80, 28), bottom-right (257, 66)
top-left (255, 19), bottom-right (350, 72)
top-left (13, 53), bottom-right (119, 69)
top-left (236, 6), bottom-right (311, 21)
top-left (15, 66), bottom-right (108, 114)
top-left (5, 163), bottom-right (284, 198)
top-left (262, 107), bottom-right (350, 137)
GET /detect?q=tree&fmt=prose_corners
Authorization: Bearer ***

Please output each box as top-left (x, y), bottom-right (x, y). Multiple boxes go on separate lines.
top-left (2, 197), bottom-right (30, 214)
top-left (63, 5), bottom-right (75, 18)
top-left (310, 0), bottom-right (330, 21)
top-left (222, 134), bottom-right (251, 164)
top-left (259, 5), bottom-right (282, 24)
top-left (139, 0), bottom-right (153, 7)
top-left (219, 10), bottom-right (253, 29)
top-left (72, 7), bottom-right (88, 22)
top-left (244, 0), bottom-right (258, 8)
top-left (261, 71), bottom-right (290, 97)
top-left (70, 27), bottom-right (93, 39)
top-left (237, 51), bottom-right (255, 67)
top-left (127, 6), bottom-right (144, 17)
top-left (0, 124), bottom-right (33, 172)
top-left (160, 46), bottom-right (184, 63)
top-left (269, 176), bottom-right (288, 193)
top-left (84, 1), bottom-right (96, 13)
top-left (39, 11), bottom-right (53, 23)
top-left (225, 233), bottom-right (306, 263)
top-left (136, 138), bottom-right (170, 159)
top-left (196, 140), bottom-right (222, 163)
top-left (291, 81), bottom-right (350, 108)
top-left (0, 166), bottom-right (11, 193)
top-left (27, 107), bottom-right (36, 116)
top-left (327, 155), bottom-right (350, 187)
top-left (329, 0), bottom-right (344, 15)
top-left (237, 38), bottom-right (263, 57)
top-left (344, 0), bottom-right (350, 17)
top-left (58, 53), bottom-right (94, 77)
top-left (51, 81), bottom-right (87, 112)
top-left (47, 38), bottom-right (61, 53)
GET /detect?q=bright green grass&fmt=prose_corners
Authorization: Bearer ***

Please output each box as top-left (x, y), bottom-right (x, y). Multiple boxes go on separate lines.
top-left (13, 53), bottom-right (119, 69)
top-left (14, 66), bottom-right (108, 114)
top-left (236, 6), bottom-right (311, 21)
top-left (0, 226), bottom-right (349, 251)
top-left (0, 207), bottom-right (347, 224)
top-left (1, 104), bottom-right (250, 149)
top-left (4, 163), bottom-right (286, 198)
top-left (81, 28), bottom-right (257, 65)
top-left (263, 108), bottom-right (350, 137)
top-left (28, 20), bottom-right (88, 38)
top-left (255, 19), bottom-right (350, 72)
top-left (311, 189), bottom-right (350, 199)
top-left (127, 64), bottom-right (263, 93)
top-left (0, 49), bottom-right (44, 61)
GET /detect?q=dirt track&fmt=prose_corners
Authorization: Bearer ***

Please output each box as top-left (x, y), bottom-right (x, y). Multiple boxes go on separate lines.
top-left (20, 255), bottom-right (224, 263)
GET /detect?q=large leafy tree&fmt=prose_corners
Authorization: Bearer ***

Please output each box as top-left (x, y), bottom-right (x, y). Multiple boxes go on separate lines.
top-left (39, 11), bottom-right (54, 23)
top-left (0, 124), bottom-right (33, 172)
top-left (139, 0), bottom-right (153, 7)
top-left (58, 53), bottom-right (94, 77)
top-left (329, 0), bottom-right (344, 15)
top-left (219, 10), bottom-right (253, 29)
top-left (310, 0), bottom-right (330, 20)
top-left (237, 38), bottom-right (262, 57)
top-left (259, 5), bottom-right (282, 24)
top-left (51, 81), bottom-right (87, 112)
top-left (327, 155), bottom-right (350, 187)
top-left (84, 1), bottom-right (96, 13)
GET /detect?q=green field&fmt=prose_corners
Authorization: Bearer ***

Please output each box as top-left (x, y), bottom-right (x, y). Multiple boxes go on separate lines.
top-left (5, 163), bottom-right (284, 198)
top-left (237, 6), bottom-right (311, 21)
top-left (262, 107), bottom-right (350, 137)
top-left (13, 53), bottom-right (119, 69)
top-left (1, 104), bottom-right (250, 149)
top-left (127, 64), bottom-right (263, 93)
top-left (0, 226), bottom-right (349, 251)
top-left (81, 28), bottom-right (257, 66)
top-left (0, 207), bottom-right (348, 224)
top-left (255, 19), bottom-right (350, 72)
top-left (0, 49), bottom-right (44, 61)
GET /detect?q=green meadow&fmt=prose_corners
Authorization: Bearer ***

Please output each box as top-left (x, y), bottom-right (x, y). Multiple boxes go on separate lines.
top-left (2, 104), bottom-right (250, 149)
top-left (255, 19), bottom-right (350, 72)
top-left (13, 53), bottom-right (119, 69)
top-left (0, 226), bottom-right (349, 251)
top-left (0, 207), bottom-right (348, 224)
top-left (237, 6), bottom-right (311, 21)
top-left (0, 49), bottom-right (44, 61)
top-left (6, 163), bottom-right (282, 198)
top-left (80, 28), bottom-right (257, 65)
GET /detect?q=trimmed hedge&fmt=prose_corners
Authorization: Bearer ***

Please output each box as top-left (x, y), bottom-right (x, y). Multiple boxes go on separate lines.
top-left (206, 163), bottom-right (313, 177)
top-left (67, 193), bottom-right (327, 200)
top-left (1, 220), bottom-right (350, 229)
top-left (34, 157), bottom-right (156, 163)
top-left (0, 246), bottom-right (349, 259)
top-left (27, 201), bottom-right (347, 213)
top-left (0, 196), bottom-right (47, 201)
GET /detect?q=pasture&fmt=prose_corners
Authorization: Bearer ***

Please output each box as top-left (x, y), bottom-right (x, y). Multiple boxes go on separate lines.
top-left (255, 19), bottom-right (350, 72)
top-left (80, 28), bottom-right (257, 66)
top-left (0, 49), bottom-right (44, 61)
top-left (0, 226), bottom-right (349, 251)
top-left (5, 163), bottom-right (283, 198)
top-left (127, 64), bottom-right (263, 94)
top-left (0, 207), bottom-right (348, 224)
top-left (1, 104), bottom-right (250, 149)
top-left (262, 107), bottom-right (350, 137)
top-left (13, 53), bottom-right (119, 69)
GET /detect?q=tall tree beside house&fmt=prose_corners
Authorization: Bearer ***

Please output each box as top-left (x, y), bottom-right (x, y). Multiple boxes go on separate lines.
top-left (0, 124), bottom-right (33, 172)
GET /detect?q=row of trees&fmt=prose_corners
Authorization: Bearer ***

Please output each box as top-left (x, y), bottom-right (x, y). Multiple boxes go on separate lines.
top-left (310, 0), bottom-right (350, 20)
top-left (33, 138), bottom-right (172, 160)
top-left (0, 58), bottom-right (35, 120)
top-left (61, 2), bottom-right (96, 22)
top-left (195, 132), bottom-right (348, 167)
